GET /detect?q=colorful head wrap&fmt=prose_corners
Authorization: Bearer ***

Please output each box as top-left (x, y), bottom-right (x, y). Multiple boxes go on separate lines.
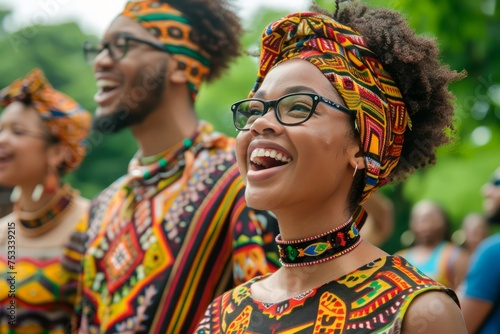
top-left (252, 12), bottom-right (411, 204)
top-left (121, 0), bottom-right (210, 101)
top-left (0, 68), bottom-right (91, 173)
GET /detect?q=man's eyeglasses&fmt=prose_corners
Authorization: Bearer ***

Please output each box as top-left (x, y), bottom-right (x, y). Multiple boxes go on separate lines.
top-left (83, 33), bottom-right (169, 64)
top-left (231, 92), bottom-right (354, 131)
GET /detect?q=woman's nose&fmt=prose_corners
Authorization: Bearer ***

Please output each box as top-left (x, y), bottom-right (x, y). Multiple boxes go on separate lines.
top-left (249, 108), bottom-right (282, 136)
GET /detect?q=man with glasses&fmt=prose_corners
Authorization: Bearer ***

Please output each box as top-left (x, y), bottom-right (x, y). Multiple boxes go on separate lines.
top-left (460, 166), bottom-right (500, 333)
top-left (76, 1), bottom-right (279, 332)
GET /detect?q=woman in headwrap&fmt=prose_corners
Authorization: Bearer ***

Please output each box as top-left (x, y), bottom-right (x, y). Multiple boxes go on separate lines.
top-left (195, 1), bottom-right (467, 333)
top-left (0, 68), bottom-right (91, 332)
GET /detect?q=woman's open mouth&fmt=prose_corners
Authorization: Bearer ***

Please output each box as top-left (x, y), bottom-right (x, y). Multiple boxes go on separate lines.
top-left (250, 148), bottom-right (292, 171)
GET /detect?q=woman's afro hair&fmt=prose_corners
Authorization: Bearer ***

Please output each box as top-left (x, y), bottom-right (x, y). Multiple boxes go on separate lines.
top-left (313, 0), bottom-right (466, 183)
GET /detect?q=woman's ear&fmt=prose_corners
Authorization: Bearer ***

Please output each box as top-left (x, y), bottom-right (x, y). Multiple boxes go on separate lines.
top-left (348, 140), bottom-right (366, 172)
top-left (47, 143), bottom-right (70, 171)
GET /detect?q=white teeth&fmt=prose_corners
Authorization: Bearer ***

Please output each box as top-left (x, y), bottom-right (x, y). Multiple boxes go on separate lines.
top-left (96, 79), bottom-right (119, 89)
top-left (250, 148), bottom-right (291, 164)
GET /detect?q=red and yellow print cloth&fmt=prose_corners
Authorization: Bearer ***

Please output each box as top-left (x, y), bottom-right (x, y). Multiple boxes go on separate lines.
top-left (0, 199), bottom-right (88, 333)
top-left (195, 256), bottom-right (458, 333)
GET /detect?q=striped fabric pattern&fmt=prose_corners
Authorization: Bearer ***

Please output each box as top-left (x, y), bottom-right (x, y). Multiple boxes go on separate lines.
top-left (77, 123), bottom-right (280, 333)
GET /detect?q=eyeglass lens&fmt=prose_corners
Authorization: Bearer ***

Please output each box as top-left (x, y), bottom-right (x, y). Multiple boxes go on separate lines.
top-left (234, 94), bottom-right (315, 130)
top-left (84, 35), bottom-right (128, 64)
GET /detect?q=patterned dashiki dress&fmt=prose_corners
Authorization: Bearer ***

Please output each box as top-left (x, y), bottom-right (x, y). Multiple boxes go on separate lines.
top-left (77, 122), bottom-right (280, 333)
top-left (0, 189), bottom-right (88, 333)
top-left (196, 255), bottom-right (459, 333)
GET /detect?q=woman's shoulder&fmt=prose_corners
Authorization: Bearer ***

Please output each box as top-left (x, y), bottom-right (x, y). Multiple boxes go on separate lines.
top-left (337, 255), bottom-right (463, 332)
top-left (401, 290), bottom-right (467, 333)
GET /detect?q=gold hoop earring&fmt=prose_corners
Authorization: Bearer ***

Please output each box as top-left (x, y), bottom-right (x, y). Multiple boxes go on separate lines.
top-left (353, 163), bottom-right (358, 177)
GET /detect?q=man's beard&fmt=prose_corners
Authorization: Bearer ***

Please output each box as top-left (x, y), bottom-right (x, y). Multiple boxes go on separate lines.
top-left (92, 63), bottom-right (167, 134)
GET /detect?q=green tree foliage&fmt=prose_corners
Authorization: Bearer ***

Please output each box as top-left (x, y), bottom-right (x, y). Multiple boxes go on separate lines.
top-left (0, 9), bottom-right (10, 36)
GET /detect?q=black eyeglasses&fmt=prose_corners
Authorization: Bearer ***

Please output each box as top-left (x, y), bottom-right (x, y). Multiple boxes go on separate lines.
top-left (231, 92), bottom-right (353, 131)
top-left (83, 33), bottom-right (169, 64)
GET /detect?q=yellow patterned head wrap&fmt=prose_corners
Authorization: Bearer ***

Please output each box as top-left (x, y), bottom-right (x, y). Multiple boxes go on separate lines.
top-left (0, 68), bottom-right (91, 173)
top-left (252, 12), bottom-right (411, 204)
top-left (121, 0), bottom-right (210, 101)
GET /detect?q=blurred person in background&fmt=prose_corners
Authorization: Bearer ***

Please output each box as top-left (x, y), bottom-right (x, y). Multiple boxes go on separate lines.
top-left (452, 212), bottom-right (489, 255)
top-left (76, 0), bottom-right (280, 332)
top-left (395, 199), bottom-right (469, 289)
top-left (460, 166), bottom-right (500, 334)
top-left (0, 68), bottom-right (91, 332)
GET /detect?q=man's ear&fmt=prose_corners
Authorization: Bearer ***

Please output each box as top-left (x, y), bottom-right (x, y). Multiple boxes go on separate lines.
top-left (168, 59), bottom-right (188, 84)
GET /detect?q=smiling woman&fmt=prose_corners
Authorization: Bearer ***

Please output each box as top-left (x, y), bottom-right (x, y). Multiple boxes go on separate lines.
top-left (195, 0), bottom-right (468, 333)
top-left (0, 68), bottom-right (91, 332)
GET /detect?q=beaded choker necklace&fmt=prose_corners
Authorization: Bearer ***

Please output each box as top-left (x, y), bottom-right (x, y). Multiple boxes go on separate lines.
top-left (276, 207), bottom-right (366, 267)
top-left (129, 130), bottom-right (203, 185)
top-left (16, 184), bottom-right (75, 237)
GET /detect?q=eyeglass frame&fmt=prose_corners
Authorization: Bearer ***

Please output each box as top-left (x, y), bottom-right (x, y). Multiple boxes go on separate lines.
top-left (0, 125), bottom-right (58, 143)
top-left (230, 92), bottom-right (355, 131)
top-left (83, 32), bottom-right (169, 64)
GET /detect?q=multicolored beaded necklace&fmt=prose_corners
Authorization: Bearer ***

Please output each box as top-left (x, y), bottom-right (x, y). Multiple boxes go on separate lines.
top-left (128, 130), bottom-right (203, 185)
top-left (16, 184), bottom-right (75, 237)
top-left (276, 207), bottom-right (367, 267)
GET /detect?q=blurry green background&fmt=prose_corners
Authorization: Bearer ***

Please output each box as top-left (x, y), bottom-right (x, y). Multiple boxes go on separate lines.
top-left (0, 0), bottom-right (499, 253)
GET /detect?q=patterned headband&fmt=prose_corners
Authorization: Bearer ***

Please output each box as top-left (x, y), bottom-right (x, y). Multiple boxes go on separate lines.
top-left (121, 0), bottom-right (210, 101)
top-left (251, 12), bottom-right (411, 204)
top-left (0, 68), bottom-right (91, 173)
